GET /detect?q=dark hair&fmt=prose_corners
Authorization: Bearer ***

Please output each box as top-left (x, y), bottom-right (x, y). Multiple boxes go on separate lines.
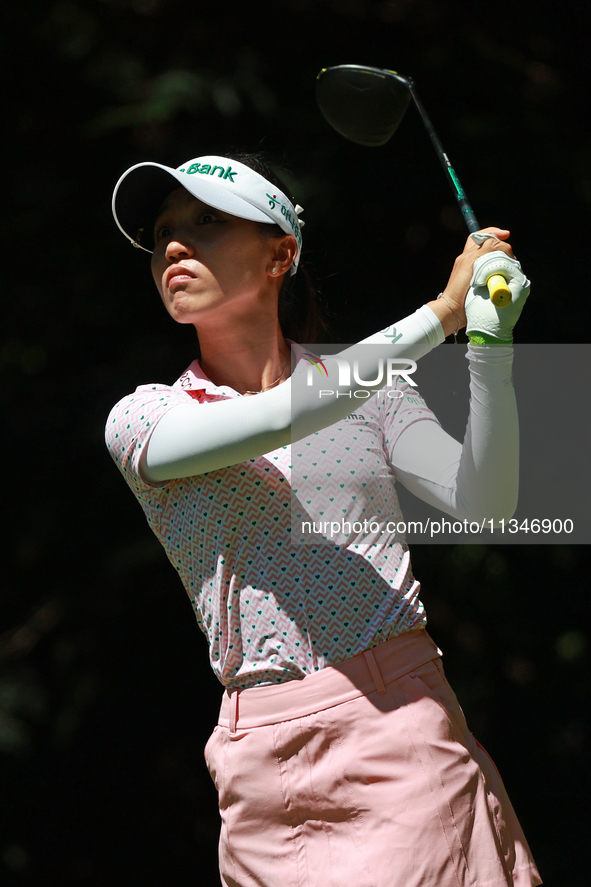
top-left (227, 151), bottom-right (329, 345)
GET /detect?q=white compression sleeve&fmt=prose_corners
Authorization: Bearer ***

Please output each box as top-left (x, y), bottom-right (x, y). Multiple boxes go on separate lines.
top-left (391, 345), bottom-right (518, 523)
top-left (141, 305), bottom-right (444, 482)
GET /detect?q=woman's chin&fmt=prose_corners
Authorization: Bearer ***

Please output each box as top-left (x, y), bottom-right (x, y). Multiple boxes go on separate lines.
top-left (166, 293), bottom-right (208, 324)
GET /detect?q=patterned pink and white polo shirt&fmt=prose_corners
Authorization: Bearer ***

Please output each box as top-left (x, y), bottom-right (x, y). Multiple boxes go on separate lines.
top-left (105, 347), bottom-right (439, 689)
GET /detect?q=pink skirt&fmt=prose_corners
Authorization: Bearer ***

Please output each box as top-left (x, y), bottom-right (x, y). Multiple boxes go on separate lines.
top-left (205, 629), bottom-right (542, 887)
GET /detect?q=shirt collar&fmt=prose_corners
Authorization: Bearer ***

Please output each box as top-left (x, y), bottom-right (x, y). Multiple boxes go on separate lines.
top-left (173, 360), bottom-right (235, 397)
top-left (172, 342), bottom-right (309, 397)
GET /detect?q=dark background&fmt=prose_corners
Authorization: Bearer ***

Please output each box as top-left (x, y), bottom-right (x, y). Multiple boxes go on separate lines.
top-left (2, 1), bottom-right (590, 884)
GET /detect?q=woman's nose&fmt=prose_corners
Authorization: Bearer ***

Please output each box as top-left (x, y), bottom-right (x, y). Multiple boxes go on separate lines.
top-left (165, 238), bottom-right (195, 262)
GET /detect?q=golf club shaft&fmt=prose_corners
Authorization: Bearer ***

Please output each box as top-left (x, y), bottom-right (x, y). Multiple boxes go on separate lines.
top-left (407, 81), bottom-right (511, 308)
top-left (408, 83), bottom-right (480, 233)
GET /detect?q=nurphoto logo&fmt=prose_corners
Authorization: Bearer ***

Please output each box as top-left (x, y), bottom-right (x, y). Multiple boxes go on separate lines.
top-left (303, 354), bottom-right (418, 398)
top-left (303, 352), bottom-right (329, 376)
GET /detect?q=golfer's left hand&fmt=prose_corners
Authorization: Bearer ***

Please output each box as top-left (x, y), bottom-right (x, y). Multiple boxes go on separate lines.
top-left (465, 251), bottom-right (531, 342)
top-left (440, 227), bottom-right (514, 327)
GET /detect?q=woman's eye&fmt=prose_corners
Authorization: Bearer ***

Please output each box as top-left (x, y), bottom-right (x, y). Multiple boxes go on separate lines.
top-left (154, 213), bottom-right (218, 241)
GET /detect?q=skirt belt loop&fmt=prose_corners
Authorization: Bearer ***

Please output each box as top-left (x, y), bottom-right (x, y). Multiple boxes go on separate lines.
top-left (230, 690), bottom-right (239, 735)
top-left (364, 648), bottom-right (387, 695)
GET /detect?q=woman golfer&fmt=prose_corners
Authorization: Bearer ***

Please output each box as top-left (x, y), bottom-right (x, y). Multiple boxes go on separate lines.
top-left (106, 152), bottom-right (540, 887)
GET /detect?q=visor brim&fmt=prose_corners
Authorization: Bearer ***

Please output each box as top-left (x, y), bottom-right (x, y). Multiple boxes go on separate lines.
top-left (112, 162), bottom-right (276, 252)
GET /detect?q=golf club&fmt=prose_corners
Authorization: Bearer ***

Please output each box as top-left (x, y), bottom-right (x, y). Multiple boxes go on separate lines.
top-left (316, 65), bottom-right (511, 308)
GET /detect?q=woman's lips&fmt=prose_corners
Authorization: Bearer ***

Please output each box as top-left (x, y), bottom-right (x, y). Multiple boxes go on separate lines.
top-left (165, 265), bottom-right (197, 288)
top-left (168, 274), bottom-right (194, 288)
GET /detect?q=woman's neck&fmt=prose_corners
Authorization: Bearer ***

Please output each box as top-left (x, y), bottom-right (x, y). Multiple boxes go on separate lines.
top-left (197, 320), bottom-right (292, 395)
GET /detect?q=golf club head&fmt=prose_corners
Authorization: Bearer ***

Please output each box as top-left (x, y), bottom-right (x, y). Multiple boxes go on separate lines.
top-left (316, 65), bottom-right (412, 147)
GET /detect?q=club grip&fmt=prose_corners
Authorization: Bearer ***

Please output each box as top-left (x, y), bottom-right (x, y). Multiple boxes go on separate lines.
top-left (487, 274), bottom-right (512, 308)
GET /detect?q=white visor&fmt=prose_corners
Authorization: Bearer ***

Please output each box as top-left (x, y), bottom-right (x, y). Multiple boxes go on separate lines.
top-left (112, 155), bottom-right (304, 274)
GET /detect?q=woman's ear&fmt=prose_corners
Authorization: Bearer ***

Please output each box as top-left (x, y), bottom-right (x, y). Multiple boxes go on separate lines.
top-left (267, 235), bottom-right (297, 279)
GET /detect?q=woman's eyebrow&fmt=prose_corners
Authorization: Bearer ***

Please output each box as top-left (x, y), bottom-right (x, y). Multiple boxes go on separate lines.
top-left (154, 198), bottom-right (174, 220)
top-left (154, 196), bottom-right (215, 223)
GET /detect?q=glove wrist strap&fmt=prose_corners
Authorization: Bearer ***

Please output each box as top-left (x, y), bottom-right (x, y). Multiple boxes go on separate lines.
top-left (468, 331), bottom-right (513, 346)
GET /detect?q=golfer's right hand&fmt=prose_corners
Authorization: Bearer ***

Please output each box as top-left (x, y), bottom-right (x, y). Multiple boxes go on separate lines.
top-left (440, 227), bottom-right (514, 328)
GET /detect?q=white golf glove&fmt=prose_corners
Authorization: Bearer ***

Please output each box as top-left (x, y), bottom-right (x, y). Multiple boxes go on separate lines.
top-left (465, 251), bottom-right (531, 343)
